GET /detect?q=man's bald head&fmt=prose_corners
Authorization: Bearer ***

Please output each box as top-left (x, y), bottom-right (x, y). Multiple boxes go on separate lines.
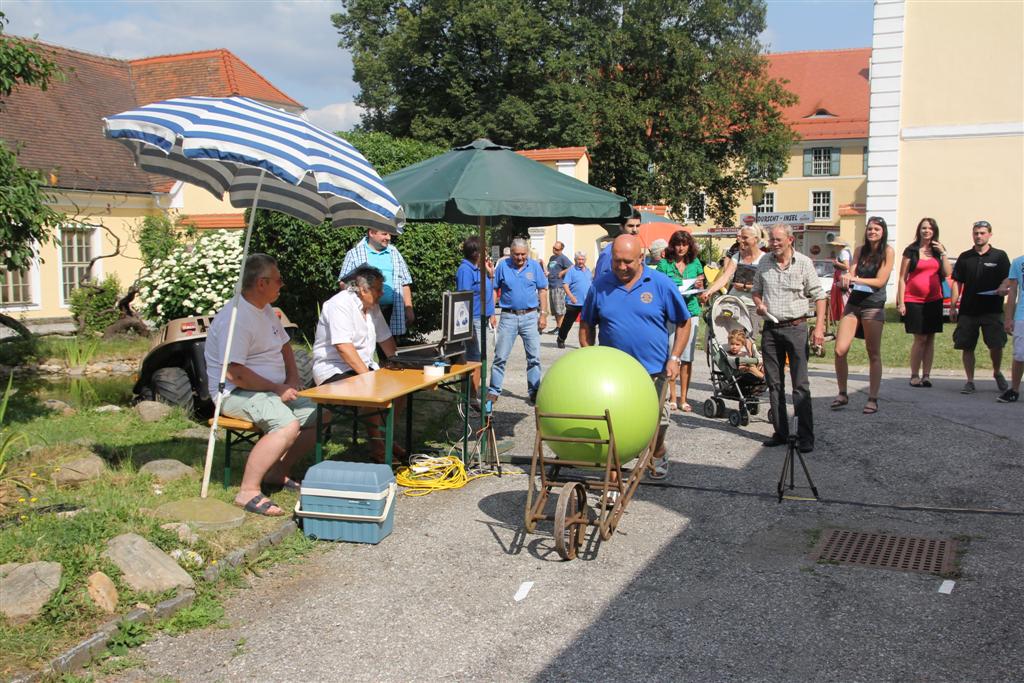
top-left (611, 235), bottom-right (644, 284)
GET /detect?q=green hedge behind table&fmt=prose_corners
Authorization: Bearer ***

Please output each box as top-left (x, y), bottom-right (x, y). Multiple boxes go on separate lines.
top-left (249, 211), bottom-right (474, 340)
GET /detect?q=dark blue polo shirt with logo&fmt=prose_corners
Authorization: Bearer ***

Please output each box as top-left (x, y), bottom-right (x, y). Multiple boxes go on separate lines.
top-left (581, 270), bottom-right (691, 374)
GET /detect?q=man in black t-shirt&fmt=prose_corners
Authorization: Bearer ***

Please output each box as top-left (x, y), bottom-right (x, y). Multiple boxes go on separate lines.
top-left (950, 220), bottom-right (1011, 394)
top-left (546, 241), bottom-right (573, 331)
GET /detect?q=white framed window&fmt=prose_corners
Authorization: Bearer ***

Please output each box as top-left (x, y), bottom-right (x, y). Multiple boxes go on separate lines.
top-left (59, 225), bottom-right (98, 304)
top-left (0, 268), bottom-right (32, 306)
top-left (803, 146), bottom-right (840, 177)
top-left (811, 191), bottom-right (832, 220)
top-left (755, 191), bottom-right (775, 214)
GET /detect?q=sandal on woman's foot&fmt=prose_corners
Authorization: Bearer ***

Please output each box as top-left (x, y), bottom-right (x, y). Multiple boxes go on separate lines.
top-left (909, 376), bottom-right (922, 387)
top-left (237, 494), bottom-right (285, 517)
top-left (921, 377), bottom-right (932, 388)
top-left (863, 398), bottom-right (879, 415)
top-left (830, 393), bottom-right (849, 410)
top-left (678, 402), bottom-right (692, 412)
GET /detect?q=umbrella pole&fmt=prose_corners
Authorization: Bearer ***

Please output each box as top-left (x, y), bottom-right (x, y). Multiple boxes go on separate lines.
top-left (201, 170), bottom-right (266, 498)
top-left (477, 216), bottom-right (491, 467)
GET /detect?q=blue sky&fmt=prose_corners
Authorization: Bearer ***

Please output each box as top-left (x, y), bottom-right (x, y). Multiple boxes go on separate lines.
top-left (4, 0), bottom-right (874, 131)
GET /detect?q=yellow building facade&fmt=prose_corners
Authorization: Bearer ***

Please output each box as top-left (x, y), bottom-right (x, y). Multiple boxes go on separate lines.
top-left (868, 0), bottom-right (1023, 280)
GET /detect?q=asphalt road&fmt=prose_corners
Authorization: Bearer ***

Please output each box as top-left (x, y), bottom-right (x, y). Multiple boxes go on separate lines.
top-left (114, 327), bottom-right (1023, 682)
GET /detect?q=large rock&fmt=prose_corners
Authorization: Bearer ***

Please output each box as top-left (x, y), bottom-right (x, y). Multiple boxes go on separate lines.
top-left (104, 533), bottom-right (195, 592)
top-left (135, 400), bottom-right (173, 423)
top-left (139, 459), bottom-right (196, 483)
top-left (0, 561), bottom-right (63, 625)
top-left (86, 571), bottom-right (119, 613)
top-left (51, 453), bottom-right (107, 487)
top-left (43, 399), bottom-right (76, 416)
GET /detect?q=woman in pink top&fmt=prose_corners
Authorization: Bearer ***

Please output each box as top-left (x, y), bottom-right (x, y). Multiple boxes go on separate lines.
top-left (896, 217), bottom-right (948, 387)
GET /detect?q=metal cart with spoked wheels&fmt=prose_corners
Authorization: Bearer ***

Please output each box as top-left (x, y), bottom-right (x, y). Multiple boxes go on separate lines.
top-left (523, 408), bottom-right (659, 561)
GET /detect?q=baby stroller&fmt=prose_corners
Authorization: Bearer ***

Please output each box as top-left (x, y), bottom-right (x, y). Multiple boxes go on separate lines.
top-left (703, 295), bottom-right (768, 427)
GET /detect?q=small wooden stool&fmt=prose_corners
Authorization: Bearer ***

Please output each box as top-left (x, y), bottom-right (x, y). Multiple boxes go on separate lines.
top-left (209, 416), bottom-right (264, 488)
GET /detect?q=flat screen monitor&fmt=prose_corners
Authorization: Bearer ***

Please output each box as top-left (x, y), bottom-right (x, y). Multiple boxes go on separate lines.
top-left (444, 290), bottom-right (474, 344)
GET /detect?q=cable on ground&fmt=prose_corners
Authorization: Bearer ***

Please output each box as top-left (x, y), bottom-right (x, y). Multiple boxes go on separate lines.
top-left (395, 454), bottom-right (498, 496)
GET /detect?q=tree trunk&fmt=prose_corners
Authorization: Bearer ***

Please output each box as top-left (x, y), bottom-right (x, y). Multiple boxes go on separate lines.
top-left (0, 313), bottom-right (33, 341)
top-left (102, 317), bottom-right (150, 340)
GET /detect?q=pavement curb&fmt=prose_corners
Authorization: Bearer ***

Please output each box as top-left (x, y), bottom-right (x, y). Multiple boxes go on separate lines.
top-left (10, 519), bottom-right (299, 682)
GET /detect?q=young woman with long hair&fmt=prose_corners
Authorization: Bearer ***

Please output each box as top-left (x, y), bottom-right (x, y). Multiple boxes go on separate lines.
top-left (895, 218), bottom-right (947, 387)
top-left (832, 216), bottom-right (896, 414)
top-left (656, 230), bottom-right (703, 411)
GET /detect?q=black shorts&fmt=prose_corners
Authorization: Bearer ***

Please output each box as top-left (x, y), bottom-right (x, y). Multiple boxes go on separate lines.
top-left (953, 313), bottom-right (1007, 351)
top-left (903, 300), bottom-right (943, 335)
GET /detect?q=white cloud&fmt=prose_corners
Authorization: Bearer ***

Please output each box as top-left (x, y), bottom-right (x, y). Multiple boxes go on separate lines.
top-left (306, 101), bottom-right (365, 134)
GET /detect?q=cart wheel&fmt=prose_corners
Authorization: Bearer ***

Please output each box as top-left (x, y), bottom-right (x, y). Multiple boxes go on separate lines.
top-left (714, 398), bottom-right (726, 418)
top-left (740, 410), bottom-right (750, 427)
top-left (727, 410), bottom-right (742, 427)
top-left (767, 408), bottom-right (775, 423)
top-left (554, 482), bottom-right (588, 561)
top-left (703, 398), bottom-right (717, 418)
top-left (748, 402), bottom-right (760, 416)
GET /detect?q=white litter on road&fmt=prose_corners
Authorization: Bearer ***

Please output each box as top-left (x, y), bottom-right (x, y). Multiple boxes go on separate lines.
top-left (514, 581), bottom-right (534, 602)
top-left (938, 580), bottom-right (955, 594)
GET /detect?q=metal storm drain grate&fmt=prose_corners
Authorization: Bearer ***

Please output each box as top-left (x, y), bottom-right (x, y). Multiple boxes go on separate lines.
top-left (810, 529), bottom-right (957, 576)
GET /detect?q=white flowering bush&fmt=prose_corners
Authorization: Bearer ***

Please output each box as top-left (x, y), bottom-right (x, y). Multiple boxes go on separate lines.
top-left (137, 230), bottom-right (243, 324)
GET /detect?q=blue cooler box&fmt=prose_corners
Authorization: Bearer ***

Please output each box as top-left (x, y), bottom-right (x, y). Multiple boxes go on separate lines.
top-left (295, 461), bottom-right (396, 544)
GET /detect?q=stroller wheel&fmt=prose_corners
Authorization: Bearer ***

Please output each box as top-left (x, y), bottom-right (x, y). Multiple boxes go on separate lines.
top-left (714, 398), bottom-right (726, 418)
top-left (767, 408), bottom-right (775, 423)
top-left (727, 410), bottom-right (742, 427)
top-left (748, 402), bottom-right (760, 416)
top-left (703, 398), bottom-right (717, 418)
top-left (740, 410), bottom-right (750, 427)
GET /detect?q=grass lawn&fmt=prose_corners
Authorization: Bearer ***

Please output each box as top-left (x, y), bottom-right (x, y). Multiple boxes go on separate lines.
top-left (0, 369), bottom-right (468, 677)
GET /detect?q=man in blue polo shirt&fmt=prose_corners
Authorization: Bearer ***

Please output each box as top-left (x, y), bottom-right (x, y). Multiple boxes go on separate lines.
top-left (556, 251), bottom-right (592, 349)
top-left (487, 238), bottom-right (548, 405)
top-left (594, 211), bottom-right (642, 277)
top-left (581, 235), bottom-right (691, 479)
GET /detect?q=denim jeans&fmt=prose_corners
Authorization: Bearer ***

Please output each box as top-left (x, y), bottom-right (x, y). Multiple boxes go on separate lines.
top-left (761, 323), bottom-right (814, 447)
top-left (488, 310), bottom-right (542, 398)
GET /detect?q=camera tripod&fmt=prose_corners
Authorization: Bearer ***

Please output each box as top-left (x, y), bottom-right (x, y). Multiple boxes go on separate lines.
top-left (776, 416), bottom-right (819, 503)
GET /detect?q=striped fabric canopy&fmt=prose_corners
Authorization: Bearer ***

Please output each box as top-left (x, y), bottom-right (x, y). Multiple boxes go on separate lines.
top-left (103, 96), bottom-right (404, 233)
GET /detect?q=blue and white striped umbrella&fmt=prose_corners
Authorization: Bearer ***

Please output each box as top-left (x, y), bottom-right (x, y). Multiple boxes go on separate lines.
top-left (103, 95), bottom-right (404, 233)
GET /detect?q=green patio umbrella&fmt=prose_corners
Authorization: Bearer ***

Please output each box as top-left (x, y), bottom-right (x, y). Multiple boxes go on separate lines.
top-left (383, 139), bottom-right (630, 463)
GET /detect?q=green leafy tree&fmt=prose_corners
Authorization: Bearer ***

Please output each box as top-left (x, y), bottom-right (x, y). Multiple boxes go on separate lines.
top-left (250, 131), bottom-right (470, 337)
top-left (68, 274), bottom-right (121, 333)
top-left (333, 0), bottom-right (610, 149)
top-left (334, 0), bottom-right (795, 224)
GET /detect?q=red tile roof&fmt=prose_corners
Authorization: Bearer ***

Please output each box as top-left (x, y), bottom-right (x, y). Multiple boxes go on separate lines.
top-left (1, 39), bottom-right (304, 195)
top-left (1, 40), bottom-right (159, 194)
top-left (517, 147), bottom-right (590, 163)
top-left (767, 48), bottom-right (871, 141)
top-left (129, 49), bottom-right (301, 109)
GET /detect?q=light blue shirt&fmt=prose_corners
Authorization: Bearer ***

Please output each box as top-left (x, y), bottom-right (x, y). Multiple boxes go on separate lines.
top-left (494, 258), bottom-right (547, 311)
top-left (366, 245), bottom-right (396, 306)
top-left (1010, 255), bottom-right (1024, 322)
top-left (563, 265), bottom-right (593, 305)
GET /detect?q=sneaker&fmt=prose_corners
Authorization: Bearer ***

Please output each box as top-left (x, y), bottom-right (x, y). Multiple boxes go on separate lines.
top-left (997, 389), bottom-right (1019, 403)
top-left (994, 372), bottom-right (1009, 392)
top-left (649, 456), bottom-right (669, 480)
top-left (556, 339), bottom-right (565, 349)
top-left (527, 392), bottom-right (537, 406)
top-left (960, 381), bottom-right (976, 394)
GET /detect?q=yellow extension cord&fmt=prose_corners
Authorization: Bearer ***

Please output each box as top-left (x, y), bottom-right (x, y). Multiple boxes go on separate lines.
top-left (394, 454), bottom-right (499, 496)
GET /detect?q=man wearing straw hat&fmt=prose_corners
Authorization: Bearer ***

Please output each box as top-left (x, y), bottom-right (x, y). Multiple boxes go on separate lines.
top-left (206, 254), bottom-right (318, 517)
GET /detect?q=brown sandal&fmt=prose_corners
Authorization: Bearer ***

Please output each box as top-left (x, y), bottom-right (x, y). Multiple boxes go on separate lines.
top-left (830, 392), bottom-right (849, 410)
top-left (863, 398), bottom-right (878, 415)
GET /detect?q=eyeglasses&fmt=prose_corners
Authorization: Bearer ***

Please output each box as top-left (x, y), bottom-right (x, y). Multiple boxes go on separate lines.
top-left (973, 221), bottom-right (991, 229)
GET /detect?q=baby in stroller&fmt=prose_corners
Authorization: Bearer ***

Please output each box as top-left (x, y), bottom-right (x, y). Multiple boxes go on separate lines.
top-left (703, 294), bottom-right (768, 426)
top-left (726, 328), bottom-right (764, 381)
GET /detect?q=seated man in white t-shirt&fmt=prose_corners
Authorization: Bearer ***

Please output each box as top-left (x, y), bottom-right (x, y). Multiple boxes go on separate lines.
top-left (312, 265), bottom-right (403, 461)
top-left (206, 254), bottom-right (319, 517)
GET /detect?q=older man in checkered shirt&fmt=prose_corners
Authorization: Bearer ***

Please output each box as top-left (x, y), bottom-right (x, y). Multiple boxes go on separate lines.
top-left (752, 224), bottom-right (827, 453)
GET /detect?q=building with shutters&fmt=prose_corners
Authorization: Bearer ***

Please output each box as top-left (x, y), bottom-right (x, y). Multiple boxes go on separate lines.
top-left (0, 42), bottom-right (302, 330)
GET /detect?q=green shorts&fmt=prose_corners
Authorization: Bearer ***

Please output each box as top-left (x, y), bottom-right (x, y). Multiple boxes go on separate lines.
top-left (221, 390), bottom-right (317, 434)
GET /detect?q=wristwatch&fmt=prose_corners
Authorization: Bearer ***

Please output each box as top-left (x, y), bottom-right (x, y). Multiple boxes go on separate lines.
top-left (669, 355), bottom-right (681, 362)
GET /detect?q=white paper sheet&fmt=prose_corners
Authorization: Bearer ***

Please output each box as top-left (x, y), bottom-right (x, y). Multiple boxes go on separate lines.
top-left (514, 581), bottom-right (534, 602)
top-left (938, 580), bottom-right (955, 594)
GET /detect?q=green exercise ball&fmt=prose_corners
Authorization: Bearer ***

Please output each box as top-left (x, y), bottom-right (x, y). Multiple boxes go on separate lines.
top-left (536, 346), bottom-right (660, 465)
